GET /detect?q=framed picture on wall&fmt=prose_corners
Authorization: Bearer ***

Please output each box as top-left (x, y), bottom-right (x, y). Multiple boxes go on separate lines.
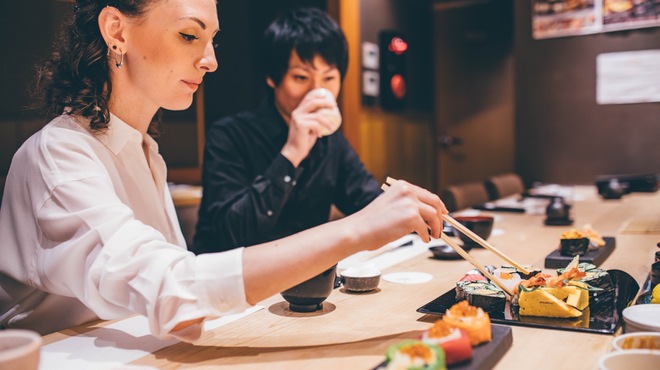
top-left (532, 0), bottom-right (600, 39)
top-left (532, 0), bottom-right (660, 39)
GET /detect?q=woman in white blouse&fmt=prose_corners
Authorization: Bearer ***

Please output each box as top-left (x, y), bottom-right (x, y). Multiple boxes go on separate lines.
top-left (0, 0), bottom-right (447, 342)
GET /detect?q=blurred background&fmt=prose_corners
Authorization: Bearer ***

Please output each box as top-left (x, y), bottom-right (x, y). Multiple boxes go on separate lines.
top-left (2, 0), bottom-right (660, 200)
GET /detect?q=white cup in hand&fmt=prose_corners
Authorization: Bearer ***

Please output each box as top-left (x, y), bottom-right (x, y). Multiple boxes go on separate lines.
top-left (306, 88), bottom-right (342, 136)
top-left (0, 329), bottom-right (42, 370)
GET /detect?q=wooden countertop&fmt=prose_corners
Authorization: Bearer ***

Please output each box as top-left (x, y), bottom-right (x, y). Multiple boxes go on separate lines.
top-left (42, 186), bottom-right (660, 369)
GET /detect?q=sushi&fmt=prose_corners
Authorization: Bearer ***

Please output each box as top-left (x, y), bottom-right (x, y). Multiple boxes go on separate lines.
top-left (557, 262), bottom-right (613, 305)
top-left (422, 320), bottom-right (473, 365)
top-left (455, 281), bottom-right (506, 313)
top-left (442, 301), bottom-right (492, 346)
top-left (498, 265), bottom-right (542, 280)
top-left (384, 340), bottom-right (446, 370)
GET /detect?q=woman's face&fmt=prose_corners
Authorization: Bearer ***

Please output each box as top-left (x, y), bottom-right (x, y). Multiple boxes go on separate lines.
top-left (118, 0), bottom-right (219, 112)
top-left (268, 51), bottom-right (342, 122)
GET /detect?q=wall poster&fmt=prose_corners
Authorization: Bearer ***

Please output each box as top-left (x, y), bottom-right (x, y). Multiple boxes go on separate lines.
top-left (533, 1), bottom-right (660, 39)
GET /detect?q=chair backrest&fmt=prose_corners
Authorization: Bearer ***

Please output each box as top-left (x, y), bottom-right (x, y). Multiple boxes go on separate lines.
top-left (441, 181), bottom-right (490, 212)
top-left (484, 173), bottom-right (525, 200)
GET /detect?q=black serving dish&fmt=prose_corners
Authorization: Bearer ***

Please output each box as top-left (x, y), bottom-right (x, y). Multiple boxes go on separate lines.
top-left (417, 269), bottom-right (639, 335)
top-left (372, 325), bottom-right (513, 370)
top-left (545, 236), bottom-right (615, 268)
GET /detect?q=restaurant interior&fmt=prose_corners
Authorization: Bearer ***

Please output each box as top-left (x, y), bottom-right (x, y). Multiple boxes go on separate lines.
top-left (1, 0), bottom-right (660, 369)
top-left (2, 0), bottom-right (660, 196)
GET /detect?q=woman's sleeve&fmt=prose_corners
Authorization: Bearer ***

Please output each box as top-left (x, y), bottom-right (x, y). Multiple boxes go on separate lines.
top-left (35, 170), bottom-right (250, 342)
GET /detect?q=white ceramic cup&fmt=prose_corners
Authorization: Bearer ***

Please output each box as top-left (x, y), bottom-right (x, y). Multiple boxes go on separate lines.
top-left (611, 332), bottom-right (660, 351)
top-left (598, 349), bottom-right (660, 370)
top-left (305, 88), bottom-right (342, 136)
top-left (0, 329), bottom-right (42, 370)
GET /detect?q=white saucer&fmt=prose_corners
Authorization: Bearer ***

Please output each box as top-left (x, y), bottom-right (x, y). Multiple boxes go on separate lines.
top-left (382, 272), bottom-right (433, 284)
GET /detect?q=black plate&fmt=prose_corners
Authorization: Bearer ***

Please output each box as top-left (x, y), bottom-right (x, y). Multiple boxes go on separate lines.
top-left (544, 236), bottom-right (616, 268)
top-left (417, 269), bottom-right (639, 335)
top-left (372, 325), bottom-right (512, 370)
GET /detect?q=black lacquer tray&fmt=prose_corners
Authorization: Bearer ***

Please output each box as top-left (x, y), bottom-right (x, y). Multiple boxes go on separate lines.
top-left (372, 325), bottom-right (513, 370)
top-left (417, 269), bottom-right (639, 335)
top-left (544, 236), bottom-right (616, 269)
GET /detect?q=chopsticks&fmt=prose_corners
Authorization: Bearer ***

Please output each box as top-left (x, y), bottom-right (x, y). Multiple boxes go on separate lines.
top-left (382, 177), bottom-right (529, 296)
top-left (442, 213), bottom-right (530, 276)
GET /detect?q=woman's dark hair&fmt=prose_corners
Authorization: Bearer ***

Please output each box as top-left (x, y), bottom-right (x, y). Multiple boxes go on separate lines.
top-left (36, 0), bottom-right (158, 134)
top-left (260, 7), bottom-right (348, 86)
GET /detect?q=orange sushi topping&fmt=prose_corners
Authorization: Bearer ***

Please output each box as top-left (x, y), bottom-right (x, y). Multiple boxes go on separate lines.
top-left (399, 343), bottom-right (433, 361)
top-left (427, 320), bottom-right (456, 338)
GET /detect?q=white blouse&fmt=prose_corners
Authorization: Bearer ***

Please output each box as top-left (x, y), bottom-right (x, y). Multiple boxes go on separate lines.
top-left (0, 114), bottom-right (249, 341)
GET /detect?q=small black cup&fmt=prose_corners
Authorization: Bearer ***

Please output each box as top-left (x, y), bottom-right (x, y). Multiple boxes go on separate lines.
top-left (544, 197), bottom-right (573, 226)
top-left (281, 264), bottom-right (337, 312)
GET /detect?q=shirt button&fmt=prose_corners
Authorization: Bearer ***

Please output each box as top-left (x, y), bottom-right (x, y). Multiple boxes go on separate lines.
top-left (284, 175), bottom-right (291, 183)
top-left (292, 180), bottom-right (297, 186)
top-left (267, 210), bottom-right (273, 217)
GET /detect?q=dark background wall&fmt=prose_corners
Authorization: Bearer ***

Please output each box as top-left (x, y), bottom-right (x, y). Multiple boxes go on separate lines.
top-left (514, 1), bottom-right (660, 185)
top-left (205, 0), bottom-right (327, 124)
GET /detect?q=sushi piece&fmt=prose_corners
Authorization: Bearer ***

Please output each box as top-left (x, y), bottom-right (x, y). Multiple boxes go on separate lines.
top-left (458, 273), bottom-right (488, 283)
top-left (455, 281), bottom-right (506, 313)
top-left (385, 340), bottom-right (446, 370)
top-left (442, 301), bottom-right (492, 346)
top-left (492, 267), bottom-right (523, 293)
top-left (557, 263), bottom-right (614, 305)
top-left (422, 320), bottom-right (473, 365)
top-left (499, 265), bottom-right (542, 280)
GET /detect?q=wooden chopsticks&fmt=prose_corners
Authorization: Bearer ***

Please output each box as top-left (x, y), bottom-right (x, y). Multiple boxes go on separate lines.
top-left (382, 177), bottom-right (529, 296)
top-left (441, 214), bottom-right (530, 275)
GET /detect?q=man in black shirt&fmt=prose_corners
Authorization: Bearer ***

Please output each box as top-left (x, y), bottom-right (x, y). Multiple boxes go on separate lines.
top-left (192, 7), bottom-right (382, 254)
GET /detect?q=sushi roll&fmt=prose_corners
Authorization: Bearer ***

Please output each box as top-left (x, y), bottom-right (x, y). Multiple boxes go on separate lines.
top-left (557, 263), bottom-right (613, 305)
top-left (422, 320), bottom-right (473, 365)
top-left (455, 281), bottom-right (506, 313)
top-left (492, 267), bottom-right (523, 293)
top-left (385, 340), bottom-right (446, 370)
top-left (500, 265), bottom-right (542, 280)
top-left (443, 301), bottom-right (492, 346)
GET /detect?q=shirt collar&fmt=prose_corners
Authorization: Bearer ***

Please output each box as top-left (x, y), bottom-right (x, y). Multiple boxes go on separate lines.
top-left (97, 113), bottom-right (158, 155)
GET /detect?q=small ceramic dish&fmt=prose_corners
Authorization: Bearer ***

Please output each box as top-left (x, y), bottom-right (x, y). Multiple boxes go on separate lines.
top-left (611, 332), bottom-right (660, 351)
top-left (598, 349), bottom-right (660, 370)
top-left (623, 304), bottom-right (660, 333)
top-left (341, 265), bottom-right (381, 292)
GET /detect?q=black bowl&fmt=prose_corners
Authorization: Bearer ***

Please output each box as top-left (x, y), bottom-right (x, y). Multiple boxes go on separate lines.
top-left (281, 264), bottom-right (337, 312)
top-left (452, 215), bottom-right (494, 249)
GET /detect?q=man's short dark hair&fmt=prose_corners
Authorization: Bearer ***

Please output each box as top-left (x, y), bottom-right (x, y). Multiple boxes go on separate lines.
top-left (261, 7), bottom-right (348, 86)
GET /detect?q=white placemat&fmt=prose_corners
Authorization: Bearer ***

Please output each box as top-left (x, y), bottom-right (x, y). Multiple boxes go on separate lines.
top-left (338, 234), bottom-right (434, 272)
top-left (40, 306), bottom-right (263, 370)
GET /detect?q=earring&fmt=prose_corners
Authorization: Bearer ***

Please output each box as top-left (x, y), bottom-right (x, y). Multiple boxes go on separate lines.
top-left (114, 49), bottom-right (124, 69)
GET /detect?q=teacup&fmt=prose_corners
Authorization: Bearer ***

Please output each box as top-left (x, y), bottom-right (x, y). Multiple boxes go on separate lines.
top-left (281, 264), bottom-right (338, 312)
top-left (0, 329), bottom-right (42, 370)
top-left (452, 215), bottom-right (494, 250)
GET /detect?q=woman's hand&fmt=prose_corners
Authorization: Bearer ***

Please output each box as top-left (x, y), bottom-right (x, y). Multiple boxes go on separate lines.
top-left (350, 179), bottom-right (448, 249)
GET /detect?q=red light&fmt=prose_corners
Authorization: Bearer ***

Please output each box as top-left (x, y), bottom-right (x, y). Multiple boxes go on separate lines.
top-left (388, 37), bottom-right (408, 55)
top-left (390, 74), bottom-right (406, 99)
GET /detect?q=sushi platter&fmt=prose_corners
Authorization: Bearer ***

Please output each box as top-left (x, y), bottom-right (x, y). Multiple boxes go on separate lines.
top-left (417, 269), bottom-right (640, 335)
top-left (372, 324), bottom-right (513, 370)
top-left (544, 236), bottom-right (616, 268)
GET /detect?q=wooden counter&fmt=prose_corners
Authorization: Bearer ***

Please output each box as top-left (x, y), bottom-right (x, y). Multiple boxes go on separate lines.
top-left (42, 186), bottom-right (660, 369)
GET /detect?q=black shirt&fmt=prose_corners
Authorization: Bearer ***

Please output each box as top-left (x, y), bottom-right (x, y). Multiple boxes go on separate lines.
top-left (191, 98), bottom-right (382, 254)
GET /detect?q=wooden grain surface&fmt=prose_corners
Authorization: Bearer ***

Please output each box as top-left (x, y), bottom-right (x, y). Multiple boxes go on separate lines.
top-left (42, 186), bottom-right (660, 369)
